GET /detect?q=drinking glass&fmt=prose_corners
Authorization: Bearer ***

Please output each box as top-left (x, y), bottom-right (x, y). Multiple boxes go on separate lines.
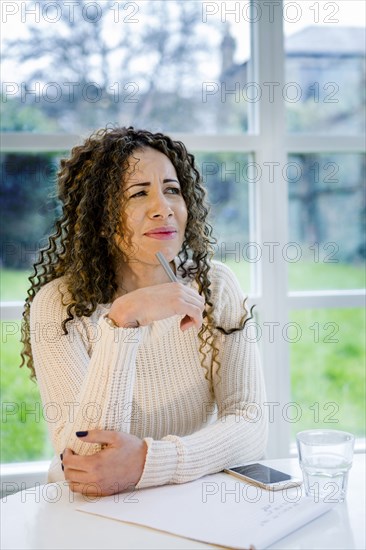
top-left (296, 429), bottom-right (354, 503)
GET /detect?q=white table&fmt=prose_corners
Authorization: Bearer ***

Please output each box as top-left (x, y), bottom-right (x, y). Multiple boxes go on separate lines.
top-left (1, 456), bottom-right (365, 549)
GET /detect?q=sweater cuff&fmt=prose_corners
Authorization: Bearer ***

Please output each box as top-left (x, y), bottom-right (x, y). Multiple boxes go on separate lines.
top-left (135, 437), bottom-right (178, 490)
top-left (140, 316), bottom-right (177, 344)
top-left (101, 312), bottom-right (177, 346)
top-left (99, 314), bottom-right (143, 346)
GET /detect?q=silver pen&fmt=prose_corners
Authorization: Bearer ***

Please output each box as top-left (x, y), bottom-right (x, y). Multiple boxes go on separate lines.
top-left (155, 252), bottom-right (178, 282)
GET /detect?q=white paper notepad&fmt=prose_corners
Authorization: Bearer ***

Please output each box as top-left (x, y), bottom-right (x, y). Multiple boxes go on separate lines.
top-left (77, 473), bottom-right (333, 549)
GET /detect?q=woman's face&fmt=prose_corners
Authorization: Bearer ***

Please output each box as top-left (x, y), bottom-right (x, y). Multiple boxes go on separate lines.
top-left (116, 147), bottom-right (188, 265)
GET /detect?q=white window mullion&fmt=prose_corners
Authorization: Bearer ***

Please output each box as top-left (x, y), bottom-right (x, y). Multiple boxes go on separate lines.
top-left (252, 2), bottom-right (291, 458)
top-left (0, 133), bottom-right (80, 152)
top-left (287, 290), bottom-right (366, 310)
top-left (0, 303), bottom-right (24, 320)
top-left (286, 135), bottom-right (365, 153)
top-left (0, 132), bottom-right (262, 153)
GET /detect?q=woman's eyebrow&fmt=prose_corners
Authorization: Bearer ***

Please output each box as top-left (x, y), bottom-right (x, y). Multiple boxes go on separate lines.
top-left (126, 178), bottom-right (179, 191)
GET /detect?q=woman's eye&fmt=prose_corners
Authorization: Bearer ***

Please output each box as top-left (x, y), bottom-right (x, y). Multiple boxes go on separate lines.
top-left (130, 190), bottom-right (147, 198)
top-left (129, 187), bottom-right (181, 198)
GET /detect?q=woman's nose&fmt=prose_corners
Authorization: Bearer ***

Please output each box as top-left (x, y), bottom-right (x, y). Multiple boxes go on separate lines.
top-left (148, 192), bottom-right (173, 218)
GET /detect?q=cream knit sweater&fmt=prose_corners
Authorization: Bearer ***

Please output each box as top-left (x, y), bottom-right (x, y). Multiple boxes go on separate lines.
top-left (30, 259), bottom-right (268, 489)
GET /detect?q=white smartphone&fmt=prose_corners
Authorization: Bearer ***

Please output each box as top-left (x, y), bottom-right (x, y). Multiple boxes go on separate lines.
top-left (224, 462), bottom-right (302, 491)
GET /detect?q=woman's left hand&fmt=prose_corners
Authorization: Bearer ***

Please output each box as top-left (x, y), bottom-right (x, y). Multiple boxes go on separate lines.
top-left (62, 430), bottom-right (147, 496)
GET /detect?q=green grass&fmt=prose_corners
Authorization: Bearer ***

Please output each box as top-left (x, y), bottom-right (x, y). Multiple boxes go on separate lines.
top-left (0, 263), bottom-right (365, 462)
top-left (288, 261), bottom-right (365, 291)
top-left (0, 268), bottom-right (33, 301)
top-left (0, 322), bottom-right (53, 462)
top-left (290, 309), bottom-right (366, 437)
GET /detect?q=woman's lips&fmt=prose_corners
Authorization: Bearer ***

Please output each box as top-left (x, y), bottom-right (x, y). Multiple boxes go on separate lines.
top-left (144, 226), bottom-right (178, 240)
top-left (144, 231), bottom-right (177, 240)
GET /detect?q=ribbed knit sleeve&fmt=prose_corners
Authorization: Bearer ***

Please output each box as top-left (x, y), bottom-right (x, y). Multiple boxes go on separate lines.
top-left (135, 262), bottom-right (268, 489)
top-left (29, 278), bottom-right (172, 457)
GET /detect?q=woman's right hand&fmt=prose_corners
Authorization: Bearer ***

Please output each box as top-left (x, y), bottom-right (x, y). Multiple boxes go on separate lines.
top-left (108, 283), bottom-right (205, 331)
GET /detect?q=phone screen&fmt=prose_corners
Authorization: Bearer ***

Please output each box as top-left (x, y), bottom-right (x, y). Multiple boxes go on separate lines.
top-left (230, 463), bottom-right (292, 484)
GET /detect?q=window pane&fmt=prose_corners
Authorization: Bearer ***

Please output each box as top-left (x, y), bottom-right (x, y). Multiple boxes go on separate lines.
top-left (1, 321), bottom-right (53, 462)
top-left (288, 153), bottom-right (365, 290)
top-left (0, 153), bottom-right (62, 301)
top-left (284, 0), bottom-right (365, 134)
top-left (194, 152), bottom-right (251, 292)
top-left (290, 309), bottom-right (366, 440)
top-left (1, 1), bottom-right (250, 134)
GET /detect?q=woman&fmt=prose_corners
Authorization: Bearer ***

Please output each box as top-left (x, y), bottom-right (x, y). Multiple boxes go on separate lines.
top-left (21, 126), bottom-right (268, 496)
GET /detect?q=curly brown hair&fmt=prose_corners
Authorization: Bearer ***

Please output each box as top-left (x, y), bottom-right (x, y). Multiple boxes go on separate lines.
top-left (20, 126), bottom-right (251, 391)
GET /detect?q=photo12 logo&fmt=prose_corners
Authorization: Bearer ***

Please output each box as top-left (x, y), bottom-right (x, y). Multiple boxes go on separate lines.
top-left (1, 81), bottom-right (140, 104)
top-left (1, 2), bottom-right (140, 24)
top-left (202, 81), bottom-right (339, 104)
top-left (201, 2), bottom-right (340, 24)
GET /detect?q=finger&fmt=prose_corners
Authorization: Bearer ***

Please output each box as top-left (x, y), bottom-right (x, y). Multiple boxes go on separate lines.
top-left (184, 304), bottom-right (204, 327)
top-left (175, 292), bottom-right (205, 316)
top-left (62, 448), bottom-right (75, 458)
top-left (75, 429), bottom-right (120, 446)
top-left (185, 293), bottom-right (205, 311)
top-left (64, 467), bottom-right (100, 485)
top-left (193, 291), bottom-right (206, 305)
top-left (180, 307), bottom-right (203, 331)
top-left (171, 283), bottom-right (204, 306)
top-left (63, 453), bottom-right (89, 472)
top-left (180, 315), bottom-right (197, 331)
top-left (68, 481), bottom-right (104, 496)
top-left (181, 286), bottom-right (206, 305)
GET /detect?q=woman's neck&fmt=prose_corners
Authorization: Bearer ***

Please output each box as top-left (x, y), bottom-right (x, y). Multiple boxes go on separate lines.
top-left (114, 259), bottom-right (176, 296)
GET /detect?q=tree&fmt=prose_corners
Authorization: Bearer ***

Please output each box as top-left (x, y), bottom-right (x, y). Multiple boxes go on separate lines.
top-left (2, 0), bottom-right (222, 132)
top-left (0, 152), bottom-right (60, 269)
